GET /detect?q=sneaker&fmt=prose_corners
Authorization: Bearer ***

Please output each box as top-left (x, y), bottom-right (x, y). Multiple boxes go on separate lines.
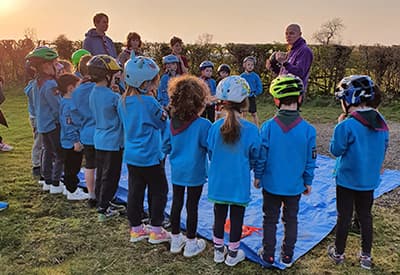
top-left (98, 207), bottom-right (120, 222)
top-left (280, 253), bottom-right (293, 267)
top-left (87, 198), bottom-right (97, 208)
top-left (32, 166), bottom-right (41, 178)
top-left (42, 181), bottom-right (51, 191)
top-left (0, 201), bottom-right (9, 211)
top-left (130, 225), bottom-right (150, 243)
top-left (327, 244), bottom-right (345, 264)
top-left (183, 238), bottom-right (206, 257)
top-left (148, 227), bottom-right (171, 244)
top-left (63, 185), bottom-right (68, 196)
top-left (162, 217), bottom-right (171, 229)
top-left (67, 188), bottom-right (89, 201)
top-left (109, 201), bottom-right (127, 214)
top-left (170, 233), bottom-right (186, 254)
top-left (359, 252), bottom-right (372, 270)
top-left (0, 142), bottom-right (13, 152)
top-left (50, 184), bottom-right (64, 194)
top-left (225, 249), bottom-right (246, 267)
top-left (214, 245), bottom-right (227, 263)
top-left (38, 177), bottom-right (45, 185)
top-left (257, 247), bottom-right (274, 267)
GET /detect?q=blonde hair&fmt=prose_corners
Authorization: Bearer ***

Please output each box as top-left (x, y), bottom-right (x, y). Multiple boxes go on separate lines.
top-left (121, 74), bottom-right (160, 105)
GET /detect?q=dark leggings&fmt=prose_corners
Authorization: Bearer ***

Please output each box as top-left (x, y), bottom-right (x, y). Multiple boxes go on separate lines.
top-left (213, 203), bottom-right (245, 243)
top-left (63, 148), bottom-right (83, 193)
top-left (170, 184), bottom-right (203, 238)
top-left (335, 185), bottom-right (374, 254)
top-left (127, 164), bottom-right (168, 227)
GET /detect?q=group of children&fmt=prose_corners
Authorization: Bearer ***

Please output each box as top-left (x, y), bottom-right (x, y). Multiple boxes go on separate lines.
top-left (22, 43), bottom-right (388, 270)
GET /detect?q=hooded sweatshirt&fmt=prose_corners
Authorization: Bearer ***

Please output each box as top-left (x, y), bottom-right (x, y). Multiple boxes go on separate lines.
top-left (83, 28), bottom-right (117, 58)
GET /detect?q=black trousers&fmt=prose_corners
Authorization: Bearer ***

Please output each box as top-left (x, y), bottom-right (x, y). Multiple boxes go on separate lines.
top-left (262, 190), bottom-right (301, 258)
top-left (170, 184), bottom-right (203, 238)
top-left (201, 105), bottom-right (215, 123)
top-left (335, 185), bottom-right (374, 254)
top-left (63, 148), bottom-right (83, 193)
top-left (41, 125), bottom-right (63, 184)
top-left (213, 203), bottom-right (245, 243)
top-left (127, 164), bottom-right (168, 227)
top-left (95, 149), bottom-right (123, 209)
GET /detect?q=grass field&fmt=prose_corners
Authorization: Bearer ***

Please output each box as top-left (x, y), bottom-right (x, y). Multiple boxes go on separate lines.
top-left (0, 86), bottom-right (399, 274)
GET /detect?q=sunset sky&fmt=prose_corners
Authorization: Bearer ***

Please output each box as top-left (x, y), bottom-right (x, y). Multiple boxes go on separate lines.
top-left (0, 0), bottom-right (398, 45)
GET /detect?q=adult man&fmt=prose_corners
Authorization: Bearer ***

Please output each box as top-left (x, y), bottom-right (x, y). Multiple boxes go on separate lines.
top-left (267, 24), bottom-right (313, 92)
top-left (83, 13), bottom-right (117, 58)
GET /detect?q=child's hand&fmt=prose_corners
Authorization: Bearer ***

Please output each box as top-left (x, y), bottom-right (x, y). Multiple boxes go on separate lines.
top-left (73, 142), bottom-right (83, 152)
top-left (337, 113), bottom-right (347, 123)
top-left (303, 185), bottom-right (312, 195)
top-left (253, 179), bottom-right (261, 189)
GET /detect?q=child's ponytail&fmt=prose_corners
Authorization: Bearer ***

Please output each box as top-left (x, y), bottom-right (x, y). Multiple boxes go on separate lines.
top-left (220, 100), bottom-right (247, 144)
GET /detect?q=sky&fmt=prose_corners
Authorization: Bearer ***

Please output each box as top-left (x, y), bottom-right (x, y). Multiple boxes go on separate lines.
top-left (0, 0), bottom-right (399, 45)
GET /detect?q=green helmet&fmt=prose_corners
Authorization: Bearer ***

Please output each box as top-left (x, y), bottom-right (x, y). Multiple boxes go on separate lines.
top-left (25, 46), bottom-right (58, 61)
top-left (269, 75), bottom-right (304, 99)
top-left (71, 49), bottom-right (91, 67)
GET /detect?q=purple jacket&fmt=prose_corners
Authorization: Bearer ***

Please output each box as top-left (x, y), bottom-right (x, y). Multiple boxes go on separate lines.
top-left (83, 28), bottom-right (117, 58)
top-left (280, 38), bottom-right (313, 92)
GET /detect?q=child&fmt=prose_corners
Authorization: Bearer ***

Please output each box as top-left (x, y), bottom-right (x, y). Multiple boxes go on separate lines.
top-left (199, 60), bottom-right (217, 122)
top-left (170, 36), bottom-right (189, 75)
top-left (58, 60), bottom-right (74, 75)
top-left (217, 64), bottom-right (231, 81)
top-left (57, 74), bottom-right (89, 200)
top-left (87, 54), bottom-right (124, 221)
top-left (71, 54), bottom-right (97, 207)
top-left (254, 75), bottom-right (316, 267)
top-left (71, 49), bottom-right (91, 77)
top-left (157, 54), bottom-right (180, 110)
top-left (117, 32), bottom-right (143, 65)
top-left (162, 75), bottom-right (211, 257)
top-left (327, 75), bottom-right (389, 270)
top-left (117, 55), bottom-right (170, 244)
top-left (0, 76), bottom-right (13, 152)
top-left (240, 56), bottom-right (263, 127)
top-left (207, 75), bottom-right (260, 267)
top-left (25, 46), bottom-right (64, 193)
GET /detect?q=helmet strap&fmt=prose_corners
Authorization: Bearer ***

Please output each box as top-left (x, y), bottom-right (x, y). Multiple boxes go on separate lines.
top-left (105, 74), bottom-right (113, 88)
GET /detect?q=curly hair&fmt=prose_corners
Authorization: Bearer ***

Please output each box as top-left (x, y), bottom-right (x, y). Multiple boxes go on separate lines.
top-left (168, 75), bottom-right (209, 121)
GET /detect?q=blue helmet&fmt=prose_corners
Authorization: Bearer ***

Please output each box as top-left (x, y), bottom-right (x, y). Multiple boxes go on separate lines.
top-left (199, 60), bottom-right (214, 70)
top-left (216, 75), bottom-right (250, 103)
top-left (335, 75), bottom-right (375, 105)
top-left (124, 55), bottom-right (160, 91)
top-left (243, 56), bottom-right (256, 65)
top-left (162, 54), bottom-right (179, 64)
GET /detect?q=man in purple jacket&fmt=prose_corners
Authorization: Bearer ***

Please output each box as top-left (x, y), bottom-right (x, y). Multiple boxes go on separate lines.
top-left (83, 13), bottom-right (117, 58)
top-left (267, 24), bottom-right (313, 92)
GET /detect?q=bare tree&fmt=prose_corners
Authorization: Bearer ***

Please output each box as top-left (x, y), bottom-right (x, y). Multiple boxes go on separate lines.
top-left (24, 28), bottom-right (37, 42)
top-left (313, 18), bottom-right (345, 45)
top-left (196, 33), bottom-right (213, 45)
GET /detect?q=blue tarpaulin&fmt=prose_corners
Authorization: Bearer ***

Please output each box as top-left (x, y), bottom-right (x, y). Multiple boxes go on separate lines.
top-left (79, 155), bottom-right (400, 269)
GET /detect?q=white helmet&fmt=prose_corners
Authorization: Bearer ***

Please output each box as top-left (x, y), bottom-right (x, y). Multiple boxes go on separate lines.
top-left (216, 75), bottom-right (250, 103)
top-left (124, 54), bottom-right (160, 91)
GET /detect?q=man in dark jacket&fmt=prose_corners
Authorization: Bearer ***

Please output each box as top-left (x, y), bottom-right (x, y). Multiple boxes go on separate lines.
top-left (83, 13), bottom-right (117, 58)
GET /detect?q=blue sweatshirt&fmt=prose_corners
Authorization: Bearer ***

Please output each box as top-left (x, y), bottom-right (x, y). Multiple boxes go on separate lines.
top-left (256, 112), bottom-right (317, 196)
top-left (117, 95), bottom-right (167, 167)
top-left (83, 28), bottom-right (117, 58)
top-left (59, 97), bottom-right (80, 149)
top-left (89, 85), bottom-right (123, 151)
top-left (162, 117), bottom-right (211, 186)
top-left (24, 80), bottom-right (35, 118)
top-left (207, 118), bottom-right (260, 205)
top-left (240, 71), bottom-right (263, 97)
top-left (330, 109), bottom-right (389, 191)
top-left (72, 82), bottom-right (96, 145)
top-left (157, 73), bottom-right (172, 107)
top-left (32, 78), bottom-right (61, 133)
top-left (201, 77), bottom-right (217, 96)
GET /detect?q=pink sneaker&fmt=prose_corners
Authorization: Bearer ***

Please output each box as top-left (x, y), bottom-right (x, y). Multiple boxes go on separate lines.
top-left (0, 142), bottom-right (13, 152)
top-left (148, 227), bottom-right (171, 244)
top-left (130, 225), bottom-right (150, 243)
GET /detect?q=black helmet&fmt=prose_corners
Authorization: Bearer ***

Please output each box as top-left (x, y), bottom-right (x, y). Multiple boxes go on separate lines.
top-left (217, 64), bottom-right (231, 74)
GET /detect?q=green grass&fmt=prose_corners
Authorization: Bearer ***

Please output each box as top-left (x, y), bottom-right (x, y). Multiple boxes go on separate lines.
top-left (0, 86), bottom-right (399, 274)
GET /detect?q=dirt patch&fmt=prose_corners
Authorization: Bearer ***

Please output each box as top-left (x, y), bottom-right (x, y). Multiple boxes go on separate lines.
top-left (314, 121), bottom-right (400, 206)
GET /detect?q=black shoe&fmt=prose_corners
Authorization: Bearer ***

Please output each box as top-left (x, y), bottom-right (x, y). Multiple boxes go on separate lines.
top-left (162, 217), bottom-right (171, 229)
top-left (257, 248), bottom-right (274, 267)
top-left (87, 198), bottom-right (97, 208)
top-left (109, 202), bottom-right (126, 214)
top-left (32, 166), bottom-right (41, 178)
top-left (280, 253), bottom-right (293, 267)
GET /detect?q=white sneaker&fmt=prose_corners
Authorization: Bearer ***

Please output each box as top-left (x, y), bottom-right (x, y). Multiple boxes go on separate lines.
top-left (225, 249), bottom-right (246, 267)
top-left (214, 246), bottom-right (227, 263)
top-left (183, 238), bottom-right (206, 258)
top-left (38, 177), bottom-right (45, 185)
top-left (63, 185), bottom-right (67, 196)
top-left (42, 182), bottom-right (51, 191)
top-left (170, 233), bottom-right (186, 253)
top-left (67, 188), bottom-right (89, 201)
top-left (49, 184), bottom-right (64, 194)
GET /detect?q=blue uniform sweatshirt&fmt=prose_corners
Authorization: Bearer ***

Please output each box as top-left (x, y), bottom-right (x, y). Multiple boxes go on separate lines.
top-left (162, 117), bottom-right (211, 186)
top-left (157, 73), bottom-right (172, 107)
top-left (330, 109), bottom-right (389, 191)
top-left (89, 85), bottom-right (123, 151)
top-left (256, 113), bottom-right (317, 196)
top-left (72, 82), bottom-right (96, 145)
top-left (117, 95), bottom-right (167, 167)
top-left (201, 77), bottom-right (217, 96)
top-left (24, 80), bottom-right (35, 118)
top-left (32, 78), bottom-right (61, 133)
top-left (240, 71), bottom-right (263, 97)
top-left (207, 118), bottom-right (260, 205)
top-left (59, 97), bottom-right (80, 149)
